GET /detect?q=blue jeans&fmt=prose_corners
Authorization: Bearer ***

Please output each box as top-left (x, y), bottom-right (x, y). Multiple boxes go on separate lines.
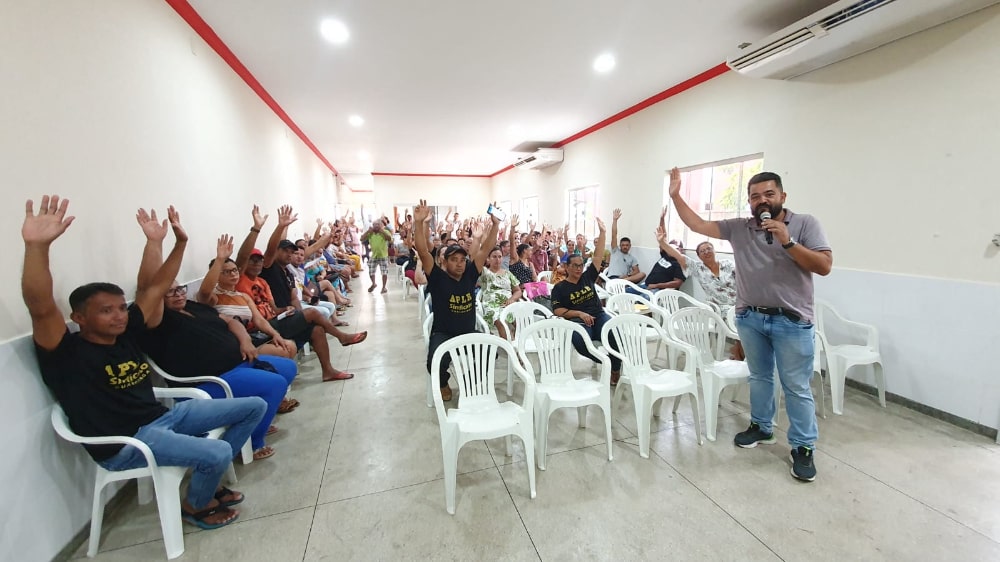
top-left (735, 309), bottom-right (818, 448)
top-left (199, 356), bottom-right (297, 450)
top-left (98, 397), bottom-right (266, 508)
top-left (569, 311), bottom-right (621, 372)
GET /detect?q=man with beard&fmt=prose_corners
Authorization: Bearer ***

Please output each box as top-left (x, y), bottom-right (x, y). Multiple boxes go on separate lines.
top-left (668, 168), bottom-right (832, 483)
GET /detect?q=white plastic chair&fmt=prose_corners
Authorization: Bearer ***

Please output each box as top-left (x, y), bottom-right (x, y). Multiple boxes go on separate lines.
top-left (51, 388), bottom-right (237, 560)
top-left (815, 300), bottom-right (885, 415)
top-left (422, 311), bottom-right (493, 408)
top-left (418, 285), bottom-right (430, 322)
top-left (519, 319), bottom-right (614, 470)
top-left (602, 314), bottom-right (704, 458)
top-left (668, 307), bottom-right (749, 442)
top-left (145, 356), bottom-right (255, 465)
top-left (537, 270), bottom-right (552, 283)
top-left (605, 293), bottom-right (650, 317)
top-left (498, 301), bottom-right (553, 395)
top-left (431, 333), bottom-right (537, 514)
top-left (605, 278), bottom-right (654, 301)
top-left (653, 288), bottom-right (718, 314)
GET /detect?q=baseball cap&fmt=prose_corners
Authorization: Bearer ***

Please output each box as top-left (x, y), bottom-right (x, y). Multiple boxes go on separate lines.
top-left (249, 248), bottom-right (264, 258)
top-left (442, 245), bottom-right (468, 259)
top-left (277, 239), bottom-right (297, 250)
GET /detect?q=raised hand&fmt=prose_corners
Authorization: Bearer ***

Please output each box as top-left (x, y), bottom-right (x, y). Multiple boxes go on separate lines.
top-left (510, 214), bottom-right (520, 230)
top-left (252, 205), bottom-right (269, 230)
top-left (596, 217), bottom-right (606, 232)
top-left (612, 208), bottom-right (622, 221)
top-left (413, 199), bottom-right (431, 224)
top-left (661, 205), bottom-right (669, 218)
top-left (217, 234), bottom-right (234, 261)
top-left (167, 206), bottom-right (188, 242)
top-left (277, 205), bottom-right (298, 227)
top-left (136, 208), bottom-right (168, 242)
top-left (23, 195), bottom-right (75, 245)
top-left (668, 167), bottom-right (682, 197)
top-left (655, 226), bottom-right (667, 243)
top-left (470, 221), bottom-right (486, 240)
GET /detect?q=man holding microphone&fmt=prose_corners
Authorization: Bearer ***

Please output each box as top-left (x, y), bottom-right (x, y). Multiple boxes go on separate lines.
top-left (668, 167), bottom-right (832, 482)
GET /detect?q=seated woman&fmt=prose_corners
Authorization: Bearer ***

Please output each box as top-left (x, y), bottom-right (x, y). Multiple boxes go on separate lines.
top-left (508, 243), bottom-right (537, 287)
top-left (550, 217), bottom-right (621, 384)
top-left (660, 238), bottom-right (737, 315)
top-left (479, 247), bottom-right (523, 334)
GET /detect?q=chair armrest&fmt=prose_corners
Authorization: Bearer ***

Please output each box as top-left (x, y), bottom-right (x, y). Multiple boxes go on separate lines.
top-left (154, 387), bottom-right (212, 400)
top-left (158, 373), bottom-right (234, 398)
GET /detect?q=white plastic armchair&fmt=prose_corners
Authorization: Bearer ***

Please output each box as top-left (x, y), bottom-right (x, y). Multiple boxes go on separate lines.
top-left (651, 289), bottom-right (717, 363)
top-left (497, 301), bottom-right (553, 395)
top-left (145, 355), bottom-right (255, 465)
top-left (50, 387), bottom-right (236, 560)
top-left (815, 300), bottom-right (885, 415)
top-left (605, 278), bottom-right (654, 301)
top-left (668, 307), bottom-right (750, 442)
top-left (422, 312), bottom-right (435, 407)
top-left (519, 319), bottom-right (614, 470)
top-left (537, 270), bottom-right (552, 283)
top-left (431, 333), bottom-right (536, 514)
top-left (602, 314), bottom-right (704, 458)
top-left (418, 286), bottom-right (430, 322)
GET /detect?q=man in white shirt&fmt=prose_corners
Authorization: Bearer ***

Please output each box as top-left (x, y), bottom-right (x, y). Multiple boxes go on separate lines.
top-left (606, 208), bottom-right (645, 283)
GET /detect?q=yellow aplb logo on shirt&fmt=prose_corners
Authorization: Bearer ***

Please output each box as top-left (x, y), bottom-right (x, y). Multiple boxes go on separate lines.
top-left (104, 361), bottom-right (152, 390)
top-left (449, 292), bottom-right (474, 314)
top-left (569, 287), bottom-right (595, 306)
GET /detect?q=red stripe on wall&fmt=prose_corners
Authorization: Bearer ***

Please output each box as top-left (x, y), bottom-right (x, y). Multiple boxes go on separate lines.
top-left (490, 62), bottom-right (730, 177)
top-left (371, 172), bottom-right (492, 178)
top-left (164, 0), bottom-right (339, 177)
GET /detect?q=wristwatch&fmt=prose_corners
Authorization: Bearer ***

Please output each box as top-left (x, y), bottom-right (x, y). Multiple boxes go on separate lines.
top-left (782, 237), bottom-right (797, 250)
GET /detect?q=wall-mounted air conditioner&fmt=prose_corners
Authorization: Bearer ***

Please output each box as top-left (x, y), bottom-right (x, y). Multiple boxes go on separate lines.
top-left (727, 0), bottom-right (999, 80)
top-left (513, 148), bottom-right (563, 170)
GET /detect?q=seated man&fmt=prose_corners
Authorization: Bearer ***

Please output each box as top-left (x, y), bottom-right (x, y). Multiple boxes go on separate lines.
top-left (551, 216), bottom-right (622, 384)
top-left (606, 208), bottom-right (645, 284)
top-left (414, 199), bottom-right (500, 401)
top-left (233, 205), bottom-right (367, 382)
top-left (644, 208), bottom-right (688, 291)
top-left (23, 197), bottom-right (265, 530)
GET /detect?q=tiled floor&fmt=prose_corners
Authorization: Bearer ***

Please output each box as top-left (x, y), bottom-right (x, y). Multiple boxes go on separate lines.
top-left (75, 275), bottom-right (1000, 561)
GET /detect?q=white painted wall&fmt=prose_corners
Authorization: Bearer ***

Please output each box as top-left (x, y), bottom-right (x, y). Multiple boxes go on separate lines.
top-left (493, 8), bottom-right (1000, 427)
top-left (372, 175), bottom-right (492, 219)
top-left (1, 2), bottom-right (339, 560)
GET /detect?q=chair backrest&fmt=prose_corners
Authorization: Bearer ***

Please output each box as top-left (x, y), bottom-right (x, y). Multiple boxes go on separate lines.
top-left (605, 279), bottom-right (630, 296)
top-left (422, 312), bottom-right (434, 345)
top-left (724, 306), bottom-right (738, 334)
top-left (520, 318), bottom-right (610, 385)
top-left (429, 333), bottom-right (534, 422)
top-left (605, 293), bottom-right (646, 316)
top-left (50, 404), bottom-right (78, 443)
top-left (601, 314), bottom-right (664, 371)
top-left (653, 289), bottom-right (711, 315)
top-left (537, 270), bottom-right (552, 282)
top-left (814, 300), bottom-right (877, 349)
top-left (668, 307), bottom-right (727, 363)
top-left (498, 301), bottom-right (553, 343)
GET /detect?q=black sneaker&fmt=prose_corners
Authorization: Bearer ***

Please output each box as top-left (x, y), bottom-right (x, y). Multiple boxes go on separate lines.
top-left (790, 446), bottom-right (817, 482)
top-left (733, 422), bottom-right (777, 448)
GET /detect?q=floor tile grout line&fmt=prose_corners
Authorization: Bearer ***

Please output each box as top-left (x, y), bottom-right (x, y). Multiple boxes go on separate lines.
top-left (645, 444), bottom-right (788, 562)
top-left (314, 465), bottom-right (500, 507)
top-left (494, 458), bottom-right (544, 561)
top-left (815, 446), bottom-right (1000, 545)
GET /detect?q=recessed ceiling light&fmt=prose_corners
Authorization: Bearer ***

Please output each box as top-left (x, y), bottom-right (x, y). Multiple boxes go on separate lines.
top-left (320, 19), bottom-right (350, 44)
top-left (593, 53), bottom-right (616, 73)
top-left (348, 115), bottom-right (364, 127)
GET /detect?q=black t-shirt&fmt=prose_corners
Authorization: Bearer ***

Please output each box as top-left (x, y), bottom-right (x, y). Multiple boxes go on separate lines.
top-left (428, 263), bottom-right (481, 336)
top-left (35, 306), bottom-right (168, 461)
top-left (551, 263), bottom-right (604, 317)
top-left (260, 263), bottom-right (295, 309)
top-left (137, 301), bottom-right (245, 380)
top-left (644, 251), bottom-right (687, 286)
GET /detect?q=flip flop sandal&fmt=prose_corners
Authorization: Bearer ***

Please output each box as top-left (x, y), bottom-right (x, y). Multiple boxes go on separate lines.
top-left (277, 398), bottom-right (299, 414)
top-left (182, 505), bottom-right (239, 530)
top-left (341, 332), bottom-right (367, 347)
top-left (253, 446), bottom-right (276, 460)
top-left (323, 372), bottom-right (355, 381)
top-left (266, 425), bottom-right (278, 436)
top-left (214, 486), bottom-right (244, 507)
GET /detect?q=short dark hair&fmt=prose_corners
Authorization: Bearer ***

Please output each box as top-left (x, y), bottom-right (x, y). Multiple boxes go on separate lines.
top-left (69, 282), bottom-right (125, 313)
top-left (747, 171), bottom-right (783, 193)
top-left (516, 243), bottom-right (531, 258)
top-left (208, 257), bottom-right (236, 269)
top-left (620, 237), bottom-right (631, 244)
top-left (498, 240), bottom-right (510, 249)
top-left (567, 254), bottom-right (585, 266)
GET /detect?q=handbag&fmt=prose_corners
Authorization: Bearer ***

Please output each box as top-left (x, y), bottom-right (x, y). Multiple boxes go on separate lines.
top-left (523, 281), bottom-right (550, 300)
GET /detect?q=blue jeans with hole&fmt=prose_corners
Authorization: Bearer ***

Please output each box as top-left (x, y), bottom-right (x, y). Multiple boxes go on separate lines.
top-left (97, 397), bottom-right (266, 509)
top-left (734, 309), bottom-right (818, 448)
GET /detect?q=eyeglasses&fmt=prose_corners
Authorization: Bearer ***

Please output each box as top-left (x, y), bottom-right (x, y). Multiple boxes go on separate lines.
top-left (166, 286), bottom-right (188, 296)
top-left (697, 247), bottom-right (713, 255)
top-left (221, 267), bottom-right (240, 275)
top-left (567, 262), bottom-right (585, 269)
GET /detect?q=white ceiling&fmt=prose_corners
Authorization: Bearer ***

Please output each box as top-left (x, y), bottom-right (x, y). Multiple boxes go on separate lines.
top-left (188, 0), bottom-right (839, 176)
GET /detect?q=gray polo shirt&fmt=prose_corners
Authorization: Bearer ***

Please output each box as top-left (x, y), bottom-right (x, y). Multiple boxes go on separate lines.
top-left (717, 209), bottom-right (831, 323)
top-left (607, 248), bottom-right (639, 278)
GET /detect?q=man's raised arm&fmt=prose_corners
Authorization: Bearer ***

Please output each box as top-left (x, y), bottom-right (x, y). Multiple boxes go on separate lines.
top-left (611, 208), bottom-right (622, 248)
top-left (473, 212), bottom-right (501, 271)
top-left (655, 224), bottom-right (687, 270)
top-left (135, 208), bottom-right (170, 292)
top-left (263, 205), bottom-right (297, 268)
top-left (235, 205), bottom-right (268, 271)
top-left (412, 199), bottom-right (434, 275)
top-left (591, 217), bottom-right (607, 268)
top-left (21, 196), bottom-right (76, 351)
top-left (667, 167), bottom-right (721, 239)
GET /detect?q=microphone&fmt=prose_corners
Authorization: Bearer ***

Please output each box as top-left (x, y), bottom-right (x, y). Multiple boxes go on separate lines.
top-left (760, 211), bottom-right (773, 245)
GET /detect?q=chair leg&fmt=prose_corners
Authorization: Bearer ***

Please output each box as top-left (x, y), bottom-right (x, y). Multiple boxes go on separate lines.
top-left (671, 395), bottom-right (681, 414)
top-left (636, 388), bottom-right (653, 459)
top-left (536, 407), bottom-right (550, 470)
top-left (241, 439), bottom-right (254, 465)
top-left (506, 360), bottom-right (514, 397)
top-left (152, 469), bottom-right (187, 559)
top-left (601, 398), bottom-right (614, 461)
top-left (689, 391), bottom-right (704, 445)
top-left (814, 370), bottom-right (827, 419)
top-left (521, 431), bottom-right (537, 499)
top-left (829, 356), bottom-right (846, 415)
top-left (873, 361), bottom-right (886, 408)
top-left (425, 375), bottom-right (434, 408)
top-left (441, 432), bottom-right (459, 515)
top-left (88, 477), bottom-right (107, 557)
top-left (703, 374), bottom-right (719, 442)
